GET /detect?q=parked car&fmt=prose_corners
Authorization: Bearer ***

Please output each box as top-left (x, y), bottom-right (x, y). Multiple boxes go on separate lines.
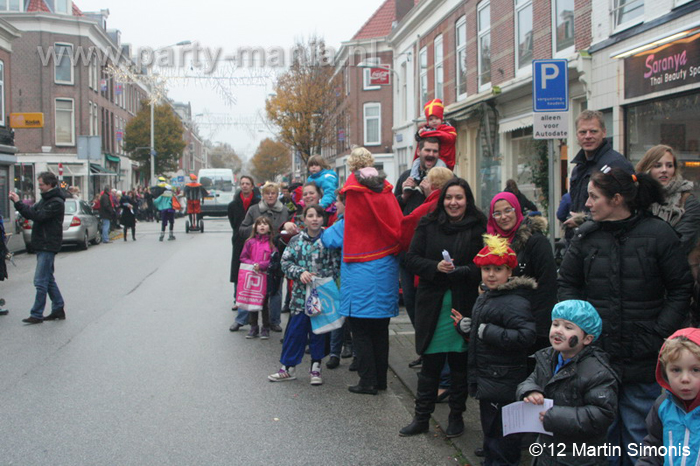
top-left (19, 198), bottom-right (103, 252)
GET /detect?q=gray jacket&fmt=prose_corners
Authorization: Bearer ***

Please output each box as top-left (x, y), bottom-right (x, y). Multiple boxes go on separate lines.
top-left (239, 199), bottom-right (289, 239)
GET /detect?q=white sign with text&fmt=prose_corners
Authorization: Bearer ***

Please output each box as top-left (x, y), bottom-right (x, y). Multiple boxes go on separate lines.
top-left (533, 112), bottom-right (569, 140)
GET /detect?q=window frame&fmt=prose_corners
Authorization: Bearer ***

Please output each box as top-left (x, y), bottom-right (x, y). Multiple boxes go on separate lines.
top-left (0, 0), bottom-right (22, 11)
top-left (434, 34), bottom-right (444, 101)
top-left (419, 46), bottom-right (428, 109)
top-left (53, 42), bottom-right (74, 85)
top-left (55, 98), bottom-right (75, 146)
top-left (455, 16), bottom-right (468, 101)
top-left (363, 102), bottom-right (381, 147)
top-left (552, 0), bottom-right (576, 58)
top-left (54, 0), bottom-right (70, 13)
top-left (0, 61), bottom-right (5, 126)
top-left (515, 0), bottom-right (533, 73)
top-left (477, 0), bottom-right (492, 92)
top-left (612, 0), bottom-right (645, 32)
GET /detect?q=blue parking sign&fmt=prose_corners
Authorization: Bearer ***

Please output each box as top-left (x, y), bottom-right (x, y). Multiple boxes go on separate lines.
top-left (533, 59), bottom-right (569, 112)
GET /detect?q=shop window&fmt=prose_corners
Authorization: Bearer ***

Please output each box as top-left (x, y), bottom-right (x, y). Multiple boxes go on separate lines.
top-left (14, 163), bottom-right (35, 203)
top-left (455, 16), bottom-right (467, 100)
top-left (55, 98), bottom-right (75, 146)
top-left (54, 43), bottom-right (74, 85)
top-left (627, 92), bottom-right (700, 198)
top-left (515, 0), bottom-right (533, 71)
top-left (553, 0), bottom-right (575, 56)
top-left (478, 1), bottom-right (491, 91)
top-left (613, 0), bottom-right (644, 30)
top-left (434, 35), bottom-right (444, 100)
top-left (419, 47), bottom-right (428, 108)
top-left (363, 102), bottom-right (381, 146)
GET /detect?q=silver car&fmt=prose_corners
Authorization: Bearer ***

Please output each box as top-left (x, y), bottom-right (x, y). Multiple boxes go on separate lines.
top-left (20, 198), bottom-right (102, 252)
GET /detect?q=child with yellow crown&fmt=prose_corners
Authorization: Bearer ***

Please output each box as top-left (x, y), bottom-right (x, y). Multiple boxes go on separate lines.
top-left (452, 234), bottom-right (536, 466)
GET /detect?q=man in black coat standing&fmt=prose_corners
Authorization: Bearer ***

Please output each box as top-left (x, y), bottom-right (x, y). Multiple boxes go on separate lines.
top-left (227, 175), bottom-right (260, 331)
top-left (9, 171), bottom-right (66, 324)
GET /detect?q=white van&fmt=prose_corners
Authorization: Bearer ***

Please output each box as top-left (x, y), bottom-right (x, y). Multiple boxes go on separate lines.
top-left (198, 168), bottom-right (235, 217)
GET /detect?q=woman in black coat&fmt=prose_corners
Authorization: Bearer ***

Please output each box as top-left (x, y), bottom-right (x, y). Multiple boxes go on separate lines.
top-left (400, 178), bottom-right (486, 438)
top-left (558, 167), bottom-right (692, 465)
top-left (119, 192), bottom-right (137, 241)
top-left (227, 176), bottom-right (260, 315)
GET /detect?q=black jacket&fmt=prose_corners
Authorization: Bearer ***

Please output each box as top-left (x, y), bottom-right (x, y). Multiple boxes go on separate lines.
top-left (394, 169), bottom-right (426, 215)
top-left (515, 346), bottom-right (618, 465)
top-left (405, 214), bottom-right (485, 355)
top-left (464, 276), bottom-right (537, 403)
top-left (228, 187), bottom-right (261, 283)
top-left (14, 187), bottom-right (65, 253)
top-left (510, 216), bottom-right (558, 339)
top-left (558, 212), bottom-right (692, 383)
top-left (99, 192), bottom-right (114, 220)
top-left (569, 139), bottom-right (633, 213)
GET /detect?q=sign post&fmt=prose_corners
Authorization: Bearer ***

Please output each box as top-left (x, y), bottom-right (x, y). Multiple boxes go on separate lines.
top-left (533, 59), bottom-right (569, 249)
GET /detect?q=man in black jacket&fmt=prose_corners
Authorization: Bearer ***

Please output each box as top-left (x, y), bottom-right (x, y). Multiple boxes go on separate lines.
top-left (9, 171), bottom-right (66, 324)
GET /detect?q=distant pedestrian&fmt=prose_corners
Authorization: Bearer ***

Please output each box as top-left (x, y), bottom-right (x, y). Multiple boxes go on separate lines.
top-left (0, 206), bottom-right (9, 316)
top-left (99, 185), bottom-right (115, 243)
top-left (119, 191), bottom-right (137, 241)
top-left (503, 179), bottom-right (537, 214)
top-left (153, 182), bottom-right (178, 241)
top-left (9, 172), bottom-right (67, 323)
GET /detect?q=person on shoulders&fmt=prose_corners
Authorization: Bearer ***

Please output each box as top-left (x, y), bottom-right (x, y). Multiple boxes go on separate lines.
top-left (305, 155), bottom-right (338, 210)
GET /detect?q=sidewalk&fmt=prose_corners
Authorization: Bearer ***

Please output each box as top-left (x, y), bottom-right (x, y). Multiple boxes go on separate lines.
top-left (388, 308), bottom-right (483, 465)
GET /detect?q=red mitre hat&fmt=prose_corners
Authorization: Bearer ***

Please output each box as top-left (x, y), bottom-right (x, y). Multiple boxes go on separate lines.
top-left (424, 99), bottom-right (444, 121)
top-left (473, 234), bottom-right (518, 269)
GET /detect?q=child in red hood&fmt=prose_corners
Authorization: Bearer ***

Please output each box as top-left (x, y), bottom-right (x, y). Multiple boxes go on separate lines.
top-left (638, 327), bottom-right (700, 465)
top-left (408, 99), bottom-right (456, 187)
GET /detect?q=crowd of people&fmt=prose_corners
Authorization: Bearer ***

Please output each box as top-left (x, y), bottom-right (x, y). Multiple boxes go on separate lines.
top-left (5, 100), bottom-right (700, 466)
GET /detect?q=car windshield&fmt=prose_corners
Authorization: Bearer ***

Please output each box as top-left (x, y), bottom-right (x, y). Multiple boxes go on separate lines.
top-left (200, 176), bottom-right (233, 192)
top-left (64, 200), bottom-right (77, 214)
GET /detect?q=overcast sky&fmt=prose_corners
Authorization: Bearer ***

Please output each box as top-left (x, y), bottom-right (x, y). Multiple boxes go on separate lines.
top-left (75, 0), bottom-right (387, 159)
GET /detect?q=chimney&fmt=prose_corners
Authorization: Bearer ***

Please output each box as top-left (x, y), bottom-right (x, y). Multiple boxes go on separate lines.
top-left (395, 0), bottom-right (414, 24)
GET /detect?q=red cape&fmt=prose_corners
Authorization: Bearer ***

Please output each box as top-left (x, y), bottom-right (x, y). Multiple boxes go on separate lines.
top-left (400, 188), bottom-right (440, 252)
top-left (341, 172), bottom-right (402, 263)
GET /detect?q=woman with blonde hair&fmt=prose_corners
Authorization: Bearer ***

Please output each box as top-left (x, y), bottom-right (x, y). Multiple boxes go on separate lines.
top-left (636, 145), bottom-right (700, 261)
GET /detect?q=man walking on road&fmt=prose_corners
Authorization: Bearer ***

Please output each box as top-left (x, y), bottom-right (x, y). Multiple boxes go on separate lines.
top-left (9, 171), bottom-right (67, 324)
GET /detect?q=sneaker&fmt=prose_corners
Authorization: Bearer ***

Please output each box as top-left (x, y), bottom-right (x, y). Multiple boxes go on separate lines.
top-left (246, 325), bottom-right (259, 339)
top-left (0, 309), bottom-right (9, 316)
top-left (310, 371), bottom-right (323, 385)
top-left (229, 322), bottom-right (243, 332)
top-left (268, 367), bottom-right (296, 382)
top-left (260, 327), bottom-right (270, 340)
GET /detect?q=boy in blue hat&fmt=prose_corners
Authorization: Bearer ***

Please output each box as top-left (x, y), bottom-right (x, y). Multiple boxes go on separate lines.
top-left (516, 300), bottom-right (619, 465)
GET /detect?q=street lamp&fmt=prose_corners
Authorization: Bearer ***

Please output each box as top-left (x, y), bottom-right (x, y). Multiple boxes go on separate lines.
top-left (149, 40), bottom-right (192, 186)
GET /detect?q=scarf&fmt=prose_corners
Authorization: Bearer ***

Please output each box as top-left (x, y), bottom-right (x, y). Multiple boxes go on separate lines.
top-left (486, 192), bottom-right (524, 243)
top-left (341, 172), bottom-right (402, 262)
top-left (241, 192), bottom-right (253, 212)
top-left (650, 178), bottom-right (694, 227)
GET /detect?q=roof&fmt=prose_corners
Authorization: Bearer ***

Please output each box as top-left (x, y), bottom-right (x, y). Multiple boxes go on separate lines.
top-left (26, 0), bottom-right (83, 16)
top-left (352, 0), bottom-right (415, 40)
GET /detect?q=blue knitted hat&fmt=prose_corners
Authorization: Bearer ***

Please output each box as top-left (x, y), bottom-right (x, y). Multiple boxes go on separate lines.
top-left (551, 300), bottom-right (602, 341)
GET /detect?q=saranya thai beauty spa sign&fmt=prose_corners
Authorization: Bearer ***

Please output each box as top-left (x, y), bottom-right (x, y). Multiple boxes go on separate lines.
top-left (624, 31), bottom-right (700, 99)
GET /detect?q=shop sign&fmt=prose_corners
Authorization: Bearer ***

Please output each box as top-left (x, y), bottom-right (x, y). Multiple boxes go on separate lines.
top-left (369, 68), bottom-right (391, 86)
top-left (10, 113), bottom-right (43, 128)
top-left (534, 112), bottom-right (569, 140)
top-left (625, 32), bottom-right (700, 99)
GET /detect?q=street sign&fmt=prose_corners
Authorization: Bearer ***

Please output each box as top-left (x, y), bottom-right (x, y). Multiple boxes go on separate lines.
top-left (532, 59), bottom-right (569, 112)
top-left (10, 113), bottom-right (44, 128)
top-left (534, 112), bottom-right (569, 140)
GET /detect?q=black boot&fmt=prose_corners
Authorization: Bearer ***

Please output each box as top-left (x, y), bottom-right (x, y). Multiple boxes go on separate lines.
top-left (445, 369), bottom-right (469, 438)
top-left (399, 372), bottom-right (439, 436)
top-left (445, 413), bottom-right (465, 438)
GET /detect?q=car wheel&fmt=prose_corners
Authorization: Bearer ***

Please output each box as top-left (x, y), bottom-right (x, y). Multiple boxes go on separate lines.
top-left (78, 232), bottom-right (89, 250)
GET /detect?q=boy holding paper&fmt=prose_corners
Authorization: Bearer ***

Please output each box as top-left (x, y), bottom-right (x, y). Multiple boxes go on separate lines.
top-left (516, 300), bottom-right (618, 465)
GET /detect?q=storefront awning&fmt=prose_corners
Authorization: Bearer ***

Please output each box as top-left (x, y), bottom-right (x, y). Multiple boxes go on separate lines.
top-left (498, 114), bottom-right (533, 133)
top-left (90, 163), bottom-right (118, 176)
top-left (47, 163), bottom-right (87, 177)
top-left (105, 153), bottom-right (120, 163)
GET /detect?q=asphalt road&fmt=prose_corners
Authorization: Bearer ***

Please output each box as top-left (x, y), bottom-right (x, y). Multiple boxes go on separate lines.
top-left (0, 217), bottom-right (463, 466)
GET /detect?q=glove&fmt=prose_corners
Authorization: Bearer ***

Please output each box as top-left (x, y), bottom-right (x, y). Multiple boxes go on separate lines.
top-left (459, 317), bottom-right (472, 334)
top-left (478, 323), bottom-right (487, 340)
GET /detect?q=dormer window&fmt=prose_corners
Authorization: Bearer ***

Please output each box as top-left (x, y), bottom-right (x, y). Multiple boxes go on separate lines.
top-left (53, 0), bottom-right (71, 14)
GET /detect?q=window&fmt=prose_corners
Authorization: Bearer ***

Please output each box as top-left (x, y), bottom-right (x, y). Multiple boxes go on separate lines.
top-left (401, 61), bottom-right (408, 121)
top-left (613, 0), bottom-right (644, 29)
top-left (55, 99), bottom-right (75, 145)
top-left (419, 47), bottom-right (428, 108)
top-left (478, 1), bottom-right (491, 90)
top-left (54, 43), bottom-right (73, 84)
top-left (0, 61), bottom-right (5, 126)
top-left (0, 0), bottom-right (21, 11)
top-left (455, 17), bottom-right (467, 100)
top-left (363, 102), bottom-right (381, 146)
top-left (553, 0), bottom-right (575, 55)
top-left (363, 57), bottom-right (380, 91)
top-left (515, 0), bottom-right (533, 70)
top-left (54, 0), bottom-right (70, 13)
top-left (434, 35), bottom-right (444, 100)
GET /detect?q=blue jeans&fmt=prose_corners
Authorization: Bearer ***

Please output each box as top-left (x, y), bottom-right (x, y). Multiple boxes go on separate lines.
top-left (234, 284), bottom-right (249, 326)
top-left (607, 382), bottom-right (661, 466)
top-left (30, 251), bottom-right (64, 319)
top-left (101, 218), bottom-right (111, 242)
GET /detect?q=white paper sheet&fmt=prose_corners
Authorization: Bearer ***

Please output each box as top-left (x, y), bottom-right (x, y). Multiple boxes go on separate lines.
top-left (501, 399), bottom-right (554, 436)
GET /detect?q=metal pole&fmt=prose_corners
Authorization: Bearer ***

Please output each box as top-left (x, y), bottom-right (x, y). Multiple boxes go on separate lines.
top-left (548, 140), bottom-right (557, 250)
top-left (150, 101), bottom-right (155, 186)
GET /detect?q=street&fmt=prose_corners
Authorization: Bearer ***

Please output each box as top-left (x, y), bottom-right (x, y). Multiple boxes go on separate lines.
top-left (0, 218), bottom-right (462, 466)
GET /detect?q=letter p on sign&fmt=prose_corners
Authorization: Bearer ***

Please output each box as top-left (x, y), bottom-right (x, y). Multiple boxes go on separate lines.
top-left (540, 64), bottom-right (559, 89)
